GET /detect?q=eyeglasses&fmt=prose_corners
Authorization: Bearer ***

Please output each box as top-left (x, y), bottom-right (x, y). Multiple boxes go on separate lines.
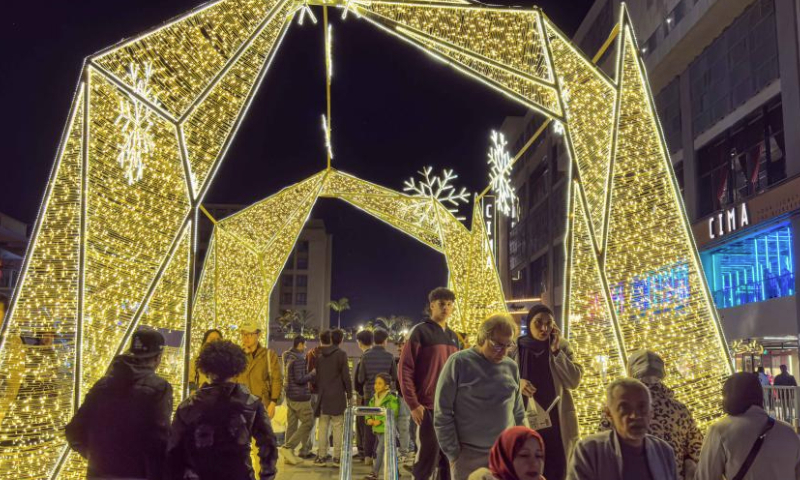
top-left (488, 338), bottom-right (514, 352)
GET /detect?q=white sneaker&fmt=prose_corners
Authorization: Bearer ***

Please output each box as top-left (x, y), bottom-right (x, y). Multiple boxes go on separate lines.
top-left (281, 446), bottom-right (301, 465)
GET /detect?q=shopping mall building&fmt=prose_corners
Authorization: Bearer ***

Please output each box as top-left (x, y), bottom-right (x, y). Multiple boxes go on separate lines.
top-left (499, 0), bottom-right (800, 377)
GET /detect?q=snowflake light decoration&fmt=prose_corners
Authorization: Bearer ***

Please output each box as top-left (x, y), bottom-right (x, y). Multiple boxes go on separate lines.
top-left (115, 63), bottom-right (156, 185)
top-left (403, 166), bottom-right (469, 224)
top-left (487, 130), bottom-right (518, 217)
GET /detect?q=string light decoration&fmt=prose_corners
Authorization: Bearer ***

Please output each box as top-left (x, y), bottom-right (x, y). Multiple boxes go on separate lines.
top-left (192, 168), bottom-right (505, 349)
top-left (403, 167), bottom-right (469, 223)
top-left (0, 0), bottom-right (732, 477)
top-left (487, 130), bottom-right (517, 217)
top-left (115, 63), bottom-right (156, 185)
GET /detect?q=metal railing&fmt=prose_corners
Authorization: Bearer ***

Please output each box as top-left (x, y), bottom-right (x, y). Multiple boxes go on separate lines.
top-left (763, 386), bottom-right (800, 425)
top-left (340, 406), bottom-right (399, 480)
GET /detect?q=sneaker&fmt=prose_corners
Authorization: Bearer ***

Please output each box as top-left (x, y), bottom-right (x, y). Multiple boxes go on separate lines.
top-left (299, 452), bottom-right (316, 459)
top-left (353, 452), bottom-right (365, 461)
top-left (364, 456), bottom-right (373, 466)
top-left (364, 474), bottom-right (378, 480)
top-left (329, 458), bottom-right (341, 468)
top-left (281, 446), bottom-right (301, 465)
top-left (314, 457), bottom-right (327, 465)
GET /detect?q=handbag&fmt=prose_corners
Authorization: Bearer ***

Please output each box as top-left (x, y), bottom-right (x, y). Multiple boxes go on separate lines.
top-left (725, 416), bottom-right (775, 480)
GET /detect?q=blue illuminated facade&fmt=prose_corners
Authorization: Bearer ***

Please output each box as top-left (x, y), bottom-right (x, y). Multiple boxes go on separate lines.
top-left (701, 222), bottom-right (795, 309)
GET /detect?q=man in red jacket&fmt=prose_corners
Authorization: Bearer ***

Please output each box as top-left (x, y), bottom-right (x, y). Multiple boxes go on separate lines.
top-left (399, 287), bottom-right (461, 480)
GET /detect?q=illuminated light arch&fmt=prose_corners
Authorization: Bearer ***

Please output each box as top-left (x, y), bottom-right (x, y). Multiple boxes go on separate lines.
top-left (0, 1), bottom-right (732, 478)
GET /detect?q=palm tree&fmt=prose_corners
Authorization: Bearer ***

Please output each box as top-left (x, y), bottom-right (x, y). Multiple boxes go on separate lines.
top-left (277, 309), bottom-right (298, 335)
top-left (295, 309), bottom-right (315, 336)
top-left (327, 297), bottom-right (350, 329)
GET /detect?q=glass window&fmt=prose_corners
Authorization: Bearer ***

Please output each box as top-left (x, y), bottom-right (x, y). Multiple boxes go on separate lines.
top-left (296, 256), bottom-right (309, 270)
top-left (297, 240), bottom-right (310, 253)
top-left (529, 254), bottom-right (549, 297)
top-left (296, 292), bottom-right (307, 305)
top-left (281, 274), bottom-right (293, 287)
top-left (701, 222), bottom-right (795, 309)
top-left (296, 275), bottom-right (308, 287)
top-left (281, 292), bottom-right (293, 305)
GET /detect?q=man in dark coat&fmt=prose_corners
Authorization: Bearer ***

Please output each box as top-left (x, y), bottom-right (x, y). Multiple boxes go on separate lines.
top-left (280, 336), bottom-right (315, 465)
top-left (167, 339), bottom-right (278, 480)
top-left (774, 364), bottom-right (798, 386)
top-left (312, 329), bottom-right (352, 467)
top-left (65, 328), bottom-right (172, 480)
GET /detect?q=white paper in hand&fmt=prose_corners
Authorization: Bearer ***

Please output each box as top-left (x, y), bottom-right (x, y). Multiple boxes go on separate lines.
top-left (526, 396), bottom-right (560, 430)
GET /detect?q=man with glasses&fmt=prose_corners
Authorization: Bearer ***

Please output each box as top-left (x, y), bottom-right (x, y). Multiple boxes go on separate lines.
top-left (434, 314), bottom-right (526, 480)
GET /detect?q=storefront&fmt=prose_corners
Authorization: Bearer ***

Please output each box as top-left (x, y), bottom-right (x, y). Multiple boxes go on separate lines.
top-left (692, 175), bottom-right (800, 375)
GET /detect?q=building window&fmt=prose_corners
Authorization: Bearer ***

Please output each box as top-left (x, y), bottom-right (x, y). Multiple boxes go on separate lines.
top-left (296, 256), bottom-right (309, 270)
top-left (701, 222), bottom-right (795, 309)
top-left (529, 254), bottom-right (549, 297)
top-left (296, 275), bottom-right (308, 287)
top-left (696, 101), bottom-right (785, 217)
top-left (673, 162), bottom-right (684, 194)
top-left (297, 240), bottom-right (309, 253)
top-left (281, 274), bottom-right (293, 287)
top-left (296, 292), bottom-right (307, 305)
top-left (281, 292), bottom-right (293, 305)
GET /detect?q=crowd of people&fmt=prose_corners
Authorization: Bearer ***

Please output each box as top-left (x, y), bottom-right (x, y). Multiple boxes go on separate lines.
top-left (63, 286), bottom-right (800, 480)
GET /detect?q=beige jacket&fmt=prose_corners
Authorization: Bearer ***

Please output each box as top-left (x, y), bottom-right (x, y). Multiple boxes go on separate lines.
top-left (236, 343), bottom-right (282, 406)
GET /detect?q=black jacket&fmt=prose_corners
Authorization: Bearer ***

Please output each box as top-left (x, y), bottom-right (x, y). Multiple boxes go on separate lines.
top-left (282, 348), bottom-right (313, 402)
top-left (167, 382), bottom-right (278, 480)
top-left (313, 345), bottom-right (352, 416)
top-left (355, 345), bottom-right (397, 399)
top-left (65, 355), bottom-right (173, 480)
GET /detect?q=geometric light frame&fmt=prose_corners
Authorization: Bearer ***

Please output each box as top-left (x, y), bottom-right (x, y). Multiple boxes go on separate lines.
top-left (0, 0), bottom-right (732, 478)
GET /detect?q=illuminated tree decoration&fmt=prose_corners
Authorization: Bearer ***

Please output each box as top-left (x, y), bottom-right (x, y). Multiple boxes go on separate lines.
top-left (115, 63), bottom-right (156, 185)
top-left (487, 130), bottom-right (517, 217)
top-left (403, 166), bottom-right (469, 223)
top-left (0, 1), bottom-right (733, 478)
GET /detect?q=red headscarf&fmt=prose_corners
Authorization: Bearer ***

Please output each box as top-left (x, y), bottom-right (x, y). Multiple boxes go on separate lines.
top-left (488, 426), bottom-right (546, 480)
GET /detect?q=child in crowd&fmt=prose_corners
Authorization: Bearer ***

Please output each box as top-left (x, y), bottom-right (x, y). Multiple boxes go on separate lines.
top-left (365, 373), bottom-right (399, 480)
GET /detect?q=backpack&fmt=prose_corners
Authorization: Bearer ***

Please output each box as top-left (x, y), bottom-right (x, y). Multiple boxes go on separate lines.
top-left (185, 395), bottom-right (255, 475)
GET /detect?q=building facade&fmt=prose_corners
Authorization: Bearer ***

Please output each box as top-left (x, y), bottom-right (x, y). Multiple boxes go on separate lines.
top-left (502, 0), bottom-right (800, 375)
top-left (0, 213), bottom-right (29, 320)
top-left (198, 205), bottom-right (333, 337)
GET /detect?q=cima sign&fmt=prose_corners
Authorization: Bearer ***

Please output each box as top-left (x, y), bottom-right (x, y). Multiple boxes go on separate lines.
top-left (708, 203), bottom-right (750, 240)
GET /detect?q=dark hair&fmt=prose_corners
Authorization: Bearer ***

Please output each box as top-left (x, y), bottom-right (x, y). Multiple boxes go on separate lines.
top-left (373, 328), bottom-right (389, 345)
top-left (293, 336), bottom-right (307, 348)
top-left (375, 372), bottom-right (392, 388)
top-left (428, 287), bottom-right (456, 303)
top-left (331, 329), bottom-right (345, 345)
top-left (524, 304), bottom-right (554, 336)
top-left (722, 372), bottom-right (764, 415)
top-left (201, 329), bottom-right (223, 345)
top-left (197, 340), bottom-right (248, 381)
top-left (320, 330), bottom-right (332, 344)
top-left (356, 329), bottom-right (374, 346)
top-left (781, 365), bottom-right (789, 372)
top-left (757, 366), bottom-right (765, 373)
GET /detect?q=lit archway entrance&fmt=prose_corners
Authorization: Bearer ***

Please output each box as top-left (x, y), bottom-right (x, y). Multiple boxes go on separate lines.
top-left (0, 0), bottom-right (733, 477)
top-left (191, 168), bottom-right (504, 351)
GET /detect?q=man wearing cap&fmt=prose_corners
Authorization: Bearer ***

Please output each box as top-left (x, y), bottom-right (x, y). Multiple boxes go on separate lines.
top-left (66, 327), bottom-right (172, 480)
top-left (237, 320), bottom-right (282, 477)
top-left (236, 320), bottom-right (283, 419)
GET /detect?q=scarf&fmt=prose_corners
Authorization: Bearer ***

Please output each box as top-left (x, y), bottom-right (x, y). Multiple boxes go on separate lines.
top-left (489, 426), bottom-right (547, 480)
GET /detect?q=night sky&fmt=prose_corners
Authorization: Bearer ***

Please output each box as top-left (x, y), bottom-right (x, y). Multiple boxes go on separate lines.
top-left (1, 0), bottom-right (591, 326)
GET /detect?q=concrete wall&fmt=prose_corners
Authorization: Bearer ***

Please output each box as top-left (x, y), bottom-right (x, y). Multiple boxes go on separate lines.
top-left (718, 295), bottom-right (798, 340)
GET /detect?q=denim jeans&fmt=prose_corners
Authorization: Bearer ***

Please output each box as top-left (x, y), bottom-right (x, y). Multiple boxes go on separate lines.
top-left (397, 397), bottom-right (412, 454)
top-left (373, 434), bottom-right (385, 477)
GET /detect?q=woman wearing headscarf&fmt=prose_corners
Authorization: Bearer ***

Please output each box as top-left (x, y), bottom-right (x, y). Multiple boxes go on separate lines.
top-left (696, 372), bottom-right (800, 480)
top-left (469, 426), bottom-right (546, 480)
top-left (514, 305), bottom-right (582, 480)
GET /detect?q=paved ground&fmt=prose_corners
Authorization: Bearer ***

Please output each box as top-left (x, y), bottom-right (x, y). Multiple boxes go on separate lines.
top-left (275, 456), bottom-right (413, 480)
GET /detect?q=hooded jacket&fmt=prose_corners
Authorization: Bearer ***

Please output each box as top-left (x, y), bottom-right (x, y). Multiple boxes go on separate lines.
top-left (167, 382), bottom-right (278, 480)
top-left (313, 345), bottom-right (352, 416)
top-left (65, 355), bottom-right (172, 480)
top-left (567, 430), bottom-right (677, 480)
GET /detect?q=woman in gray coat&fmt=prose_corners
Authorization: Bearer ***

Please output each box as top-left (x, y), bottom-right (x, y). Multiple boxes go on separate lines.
top-left (515, 304), bottom-right (583, 480)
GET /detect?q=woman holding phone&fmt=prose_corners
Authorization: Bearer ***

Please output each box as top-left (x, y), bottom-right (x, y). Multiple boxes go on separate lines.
top-left (514, 305), bottom-right (583, 480)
